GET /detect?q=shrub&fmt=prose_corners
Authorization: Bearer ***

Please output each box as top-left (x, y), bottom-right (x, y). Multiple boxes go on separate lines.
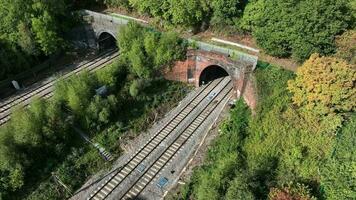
top-left (268, 183), bottom-right (316, 200)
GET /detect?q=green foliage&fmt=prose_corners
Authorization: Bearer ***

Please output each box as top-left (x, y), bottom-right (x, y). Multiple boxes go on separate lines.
top-left (179, 62), bottom-right (354, 199)
top-left (85, 95), bottom-right (119, 130)
top-left (128, 40), bottom-right (152, 78)
top-left (0, 98), bottom-right (71, 198)
top-left (210, 0), bottom-right (246, 28)
top-left (225, 174), bottom-right (254, 200)
top-left (242, 0), bottom-right (353, 61)
top-left (105, 0), bottom-right (130, 8)
top-left (165, 0), bottom-right (209, 28)
top-left (268, 183), bottom-right (316, 200)
top-left (129, 79), bottom-right (146, 97)
top-left (118, 22), bottom-right (187, 78)
top-left (95, 59), bottom-right (128, 89)
top-left (0, 0), bottom-right (72, 81)
top-left (0, 133), bottom-right (24, 195)
top-left (288, 54), bottom-right (356, 134)
top-left (155, 32), bottom-right (187, 67)
top-left (102, 0), bottom-right (353, 61)
top-left (320, 114), bottom-right (356, 199)
top-left (189, 100), bottom-right (252, 200)
top-left (335, 30), bottom-right (356, 64)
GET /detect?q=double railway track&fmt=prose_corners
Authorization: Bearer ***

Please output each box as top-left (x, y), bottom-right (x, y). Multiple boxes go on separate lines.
top-left (87, 76), bottom-right (232, 200)
top-left (0, 49), bottom-right (119, 126)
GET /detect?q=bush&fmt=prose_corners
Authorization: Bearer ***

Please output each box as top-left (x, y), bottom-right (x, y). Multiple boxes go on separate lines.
top-left (268, 183), bottom-right (316, 200)
top-left (225, 174), bottom-right (254, 200)
top-left (190, 100), bottom-right (251, 200)
top-left (320, 114), bottom-right (356, 199)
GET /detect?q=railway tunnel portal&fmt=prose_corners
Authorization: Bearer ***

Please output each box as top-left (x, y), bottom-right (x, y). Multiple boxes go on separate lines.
top-left (165, 49), bottom-right (258, 109)
top-left (97, 31), bottom-right (117, 50)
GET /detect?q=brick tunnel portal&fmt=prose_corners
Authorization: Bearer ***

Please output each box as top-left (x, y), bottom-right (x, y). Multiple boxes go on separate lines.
top-left (199, 65), bottom-right (229, 86)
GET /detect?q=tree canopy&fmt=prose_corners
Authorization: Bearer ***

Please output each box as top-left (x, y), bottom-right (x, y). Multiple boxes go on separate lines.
top-left (0, 0), bottom-right (72, 81)
top-left (242, 0), bottom-right (353, 61)
top-left (288, 54), bottom-right (356, 132)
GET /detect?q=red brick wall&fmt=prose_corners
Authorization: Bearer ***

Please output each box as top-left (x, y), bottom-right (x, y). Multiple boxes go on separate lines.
top-left (164, 49), bottom-right (258, 110)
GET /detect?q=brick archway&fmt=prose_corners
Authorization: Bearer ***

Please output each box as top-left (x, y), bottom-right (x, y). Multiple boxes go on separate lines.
top-left (165, 49), bottom-right (257, 109)
top-left (198, 65), bottom-right (229, 86)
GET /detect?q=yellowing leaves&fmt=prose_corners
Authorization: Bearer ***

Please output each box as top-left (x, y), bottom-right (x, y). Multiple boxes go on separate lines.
top-left (288, 54), bottom-right (356, 116)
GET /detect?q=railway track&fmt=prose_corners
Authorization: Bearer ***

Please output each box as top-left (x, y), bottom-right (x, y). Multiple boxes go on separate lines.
top-left (87, 76), bottom-right (232, 200)
top-left (0, 49), bottom-right (119, 126)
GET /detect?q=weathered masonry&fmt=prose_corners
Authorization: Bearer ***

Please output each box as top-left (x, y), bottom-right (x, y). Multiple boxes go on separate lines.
top-left (165, 41), bottom-right (258, 109)
top-left (81, 10), bottom-right (259, 109)
top-left (79, 10), bottom-right (129, 49)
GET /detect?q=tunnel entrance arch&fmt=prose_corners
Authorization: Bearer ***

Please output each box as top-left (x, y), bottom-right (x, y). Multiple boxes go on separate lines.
top-left (199, 65), bottom-right (229, 86)
top-left (98, 32), bottom-right (117, 50)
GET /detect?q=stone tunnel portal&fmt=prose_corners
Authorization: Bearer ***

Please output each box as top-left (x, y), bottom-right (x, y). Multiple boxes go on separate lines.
top-left (98, 32), bottom-right (117, 50)
top-left (199, 65), bottom-right (229, 86)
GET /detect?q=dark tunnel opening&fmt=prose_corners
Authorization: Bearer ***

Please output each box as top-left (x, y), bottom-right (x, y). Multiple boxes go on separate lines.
top-left (98, 32), bottom-right (117, 51)
top-left (199, 65), bottom-right (229, 86)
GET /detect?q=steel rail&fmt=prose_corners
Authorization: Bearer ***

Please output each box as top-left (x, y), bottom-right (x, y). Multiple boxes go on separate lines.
top-left (0, 49), bottom-right (116, 109)
top-left (88, 78), bottom-right (229, 200)
top-left (0, 50), bottom-right (119, 125)
top-left (121, 80), bottom-right (232, 199)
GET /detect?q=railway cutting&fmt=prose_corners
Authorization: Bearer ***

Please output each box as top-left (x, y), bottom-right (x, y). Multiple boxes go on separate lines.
top-left (71, 76), bottom-right (233, 200)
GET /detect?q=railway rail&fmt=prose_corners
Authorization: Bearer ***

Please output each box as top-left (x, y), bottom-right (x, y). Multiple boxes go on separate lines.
top-left (122, 80), bottom-right (232, 200)
top-left (0, 49), bottom-right (119, 126)
top-left (87, 76), bottom-right (232, 200)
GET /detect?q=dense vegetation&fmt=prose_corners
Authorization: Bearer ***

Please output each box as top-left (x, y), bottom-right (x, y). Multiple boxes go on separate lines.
top-left (0, 0), bottom-right (78, 81)
top-left (100, 0), bottom-right (354, 61)
top-left (0, 23), bottom-right (188, 199)
top-left (168, 56), bottom-right (355, 199)
top-left (1, 0), bottom-right (354, 80)
top-left (0, 1), bottom-right (354, 199)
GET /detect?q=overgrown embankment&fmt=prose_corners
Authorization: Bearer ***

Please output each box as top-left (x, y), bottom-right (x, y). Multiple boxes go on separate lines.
top-left (0, 22), bottom-right (189, 200)
top-left (168, 58), bottom-right (355, 199)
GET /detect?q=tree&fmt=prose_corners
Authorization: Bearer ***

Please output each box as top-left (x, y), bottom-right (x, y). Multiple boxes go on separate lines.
top-left (17, 21), bottom-right (39, 56)
top-left (164, 0), bottom-right (209, 28)
top-left (127, 40), bottom-right (151, 78)
top-left (129, 0), bottom-right (164, 16)
top-left (155, 32), bottom-right (186, 68)
top-left (104, 0), bottom-right (130, 8)
top-left (118, 22), bottom-right (187, 79)
top-left (242, 0), bottom-right (353, 61)
top-left (210, 0), bottom-right (246, 27)
top-left (288, 54), bottom-right (356, 122)
top-left (31, 12), bottom-right (64, 55)
top-left (0, 131), bottom-right (24, 196)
